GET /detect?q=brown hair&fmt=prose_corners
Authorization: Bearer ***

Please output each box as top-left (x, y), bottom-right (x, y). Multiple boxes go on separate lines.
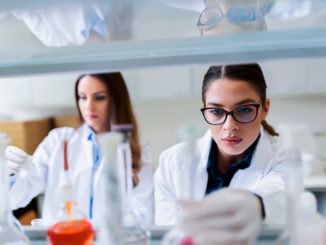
top-left (202, 64), bottom-right (279, 136)
top-left (75, 72), bottom-right (141, 186)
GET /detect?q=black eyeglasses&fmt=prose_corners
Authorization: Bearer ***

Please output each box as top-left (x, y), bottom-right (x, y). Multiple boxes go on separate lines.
top-left (200, 104), bottom-right (260, 125)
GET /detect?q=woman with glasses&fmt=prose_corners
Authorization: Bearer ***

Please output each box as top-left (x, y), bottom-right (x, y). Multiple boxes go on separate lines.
top-left (155, 64), bottom-right (289, 244)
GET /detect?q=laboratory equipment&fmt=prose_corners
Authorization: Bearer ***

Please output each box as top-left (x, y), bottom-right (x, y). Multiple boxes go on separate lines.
top-left (0, 132), bottom-right (30, 245)
top-left (96, 131), bottom-right (124, 245)
top-left (96, 131), bottom-right (150, 245)
top-left (111, 124), bottom-right (138, 226)
top-left (276, 147), bottom-right (304, 245)
top-left (161, 125), bottom-right (200, 245)
top-left (46, 141), bottom-right (94, 245)
top-left (112, 124), bottom-right (133, 204)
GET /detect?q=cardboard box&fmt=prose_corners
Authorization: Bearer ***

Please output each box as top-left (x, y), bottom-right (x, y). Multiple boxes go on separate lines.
top-left (52, 114), bottom-right (80, 128)
top-left (0, 118), bottom-right (52, 155)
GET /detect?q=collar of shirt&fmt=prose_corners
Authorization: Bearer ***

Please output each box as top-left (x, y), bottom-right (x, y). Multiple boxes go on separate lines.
top-left (205, 134), bottom-right (260, 195)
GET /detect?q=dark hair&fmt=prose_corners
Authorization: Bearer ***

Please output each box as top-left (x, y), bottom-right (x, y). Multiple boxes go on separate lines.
top-left (202, 64), bottom-right (278, 136)
top-left (75, 72), bottom-right (141, 186)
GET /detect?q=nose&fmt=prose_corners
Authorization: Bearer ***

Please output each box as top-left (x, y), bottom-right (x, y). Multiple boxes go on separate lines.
top-left (85, 98), bottom-right (95, 111)
top-left (223, 114), bottom-right (239, 132)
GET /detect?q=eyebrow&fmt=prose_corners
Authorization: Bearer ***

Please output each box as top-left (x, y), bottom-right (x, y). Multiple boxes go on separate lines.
top-left (206, 99), bottom-right (258, 107)
top-left (78, 91), bottom-right (107, 96)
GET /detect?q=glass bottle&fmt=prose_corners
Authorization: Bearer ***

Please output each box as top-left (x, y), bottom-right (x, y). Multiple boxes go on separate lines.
top-left (0, 132), bottom-right (30, 245)
top-left (47, 141), bottom-right (94, 245)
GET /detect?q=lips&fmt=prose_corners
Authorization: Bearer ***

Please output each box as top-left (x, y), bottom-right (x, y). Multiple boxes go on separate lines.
top-left (222, 136), bottom-right (242, 146)
top-left (87, 114), bottom-right (98, 120)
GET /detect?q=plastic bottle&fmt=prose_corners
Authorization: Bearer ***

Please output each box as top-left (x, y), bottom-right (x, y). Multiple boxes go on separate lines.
top-left (0, 132), bottom-right (30, 245)
top-left (47, 141), bottom-right (94, 245)
top-left (95, 131), bottom-right (124, 245)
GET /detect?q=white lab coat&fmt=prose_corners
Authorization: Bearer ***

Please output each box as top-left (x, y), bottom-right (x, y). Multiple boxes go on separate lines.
top-left (9, 124), bottom-right (154, 225)
top-left (154, 127), bottom-right (288, 225)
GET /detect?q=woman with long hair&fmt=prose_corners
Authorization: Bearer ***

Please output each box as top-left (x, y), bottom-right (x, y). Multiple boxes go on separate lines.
top-left (6, 72), bottom-right (153, 226)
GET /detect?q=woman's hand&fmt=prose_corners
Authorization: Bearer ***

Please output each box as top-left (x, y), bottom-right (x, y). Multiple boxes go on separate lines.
top-left (180, 188), bottom-right (262, 245)
top-left (5, 145), bottom-right (35, 175)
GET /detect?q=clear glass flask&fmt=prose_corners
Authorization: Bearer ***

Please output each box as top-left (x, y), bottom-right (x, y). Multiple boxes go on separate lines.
top-left (0, 132), bottom-right (30, 245)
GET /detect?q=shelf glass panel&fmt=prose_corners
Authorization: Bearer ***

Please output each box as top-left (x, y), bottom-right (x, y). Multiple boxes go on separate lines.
top-left (1, 0), bottom-right (326, 76)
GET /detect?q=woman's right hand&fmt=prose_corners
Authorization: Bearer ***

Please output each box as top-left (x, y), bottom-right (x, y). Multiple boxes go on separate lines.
top-left (5, 145), bottom-right (34, 175)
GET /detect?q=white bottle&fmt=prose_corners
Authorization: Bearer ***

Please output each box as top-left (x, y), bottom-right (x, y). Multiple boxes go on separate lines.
top-left (95, 132), bottom-right (124, 245)
top-left (0, 132), bottom-right (30, 245)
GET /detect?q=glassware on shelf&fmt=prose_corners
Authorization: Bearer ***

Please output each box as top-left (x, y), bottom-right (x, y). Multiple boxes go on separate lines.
top-left (46, 140), bottom-right (94, 245)
top-left (0, 132), bottom-right (30, 245)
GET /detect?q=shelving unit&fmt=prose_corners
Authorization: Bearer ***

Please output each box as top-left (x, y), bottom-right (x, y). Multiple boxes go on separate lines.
top-left (2, 28), bottom-right (326, 77)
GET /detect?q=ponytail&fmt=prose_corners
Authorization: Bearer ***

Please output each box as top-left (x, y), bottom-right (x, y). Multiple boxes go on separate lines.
top-left (262, 120), bottom-right (279, 136)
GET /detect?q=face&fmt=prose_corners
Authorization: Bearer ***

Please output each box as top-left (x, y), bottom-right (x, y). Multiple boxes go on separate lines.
top-left (203, 77), bottom-right (270, 161)
top-left (77, 76), bottom-right (110, 133)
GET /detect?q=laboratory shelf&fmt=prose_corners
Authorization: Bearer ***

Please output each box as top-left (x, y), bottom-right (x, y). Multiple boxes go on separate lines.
top-left (2, 28), bottom-right (326, 77)
top-left (304, 174), bottom-right (326, 192)
top-left (24, 225), bottom-right (282, 245)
